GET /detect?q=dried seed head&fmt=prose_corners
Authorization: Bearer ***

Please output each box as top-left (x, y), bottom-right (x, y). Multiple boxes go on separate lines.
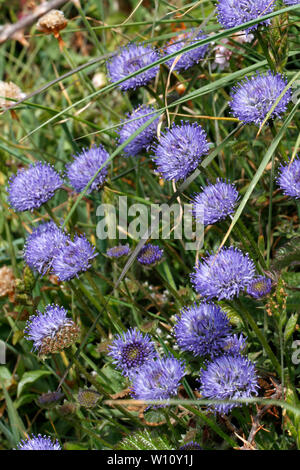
top-left (0, 266), bottom-right (15, 298)
top-left (37, 10), bottom-right (68, 35)
top-left (77, 389), bottom-right (101, 408)
top-left (0, 81), bottom-right (26, 109)
top-left (39, 322), bottom-right (80, 356)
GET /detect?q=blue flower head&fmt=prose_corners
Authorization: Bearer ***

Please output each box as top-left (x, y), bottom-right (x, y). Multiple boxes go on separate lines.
top-left (152, 122), bottom-right (209, 181)
top-left (164, 30), bottom-right (208, 71)
top-left (107, 43), bottom-right (160, 91)
top-left (174, 302), bottom-right (232, 358)
top-left (192, 179), bottom-right (239, 225)
top-left (108, 328), bottom-right (157, 378)
top-left (277, 157), bottom-right (300, 200)
top-left (7, 162), bottom-right (63, 212)
top-left (15, 434), bottom-right (61, 450)
top-left (24, 304), bottom-right (80, 356)
top-left (106, 244), bottom-right (131, 259)
top-left (118, 106), bottom-right (159, 157)
top-left (137, 244), bottom-right (163, 266)
top-left (66, 145), bottom-right (109, 194)
top-left (247, 276), bottom-right (272, 298)
top-left (179, 441), bottom-right (202, 450)
top-left (229, 71), bottom-right (292, 125)
top-left (199, 354), bottom-right (259, 414)
top-left (222, 333), bottom-right (247, 355)
top-left (217, 0), bottom-right (275, 32)
top-left (190, 247), bottom-right (255, 300)
top-left (24, 221), bottom-right (69, 276)
top-left (131, 356), bottom-right (185, 405)
top-left (51, 235), bottom-right (97, 281)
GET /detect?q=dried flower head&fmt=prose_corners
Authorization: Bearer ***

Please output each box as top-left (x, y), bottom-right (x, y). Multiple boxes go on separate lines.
top-left (36, 10), bottom-right (67, 35)
top-left (0, 266), bottom-right (15, 299)
top-left (0, 80), bottom-right (26, 109)
top-left (24, 304), bottom-right (80, 356)
top-left (77, 389), bottom-right (101, 408)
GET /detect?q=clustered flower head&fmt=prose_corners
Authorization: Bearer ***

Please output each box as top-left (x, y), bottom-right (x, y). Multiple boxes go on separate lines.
top-left (24, 222), bottom-right (69, 276)
top-left (0, 80), bottom-right (26, 109)
top-left (36, 10), bottom-right (68, 35)
top-left (277, 157), bottom-right (300, 200)
top-left (37, 391), bottom-right (64, 408)
top-left (199, 354), bottom-right (259, 414)
top-left (179, 441), bottom-right (202, 450)
top-left (108, 328), bottom-right (157, 378)
top-left (222, 333), bottom-right (247, 355)
top-left (107, 43), bottom-right (160, 91)
top-left (247, 275), bottom-right (272, 298)
top-left (24, 304), bottom-right (80, 356)
top-left (15, 434), bottom-right (61, 450)
top-left (66, 145), bottom-right (110, 194)
top-left (229, 70), bottom-right (292, 125)
top-left (174, 302), bottom-right (232, 358)
top-left (164, 30), bottom-right (208, 71)
top-left (106, 244), bottom-right (131, 259)
top-left (51, 235), bottom-right (97, 281)
top-left (283, 0), bottom-right (300, 4)
top-left (190, 247), bottom-right (256, 300)
top-left (216, 0), bottom-right (275, 32)
top-left (77, 389), bottom-right (101, 408)
top-left (192, 179), bottom-right (239, 225)
top-left (7, 162), bottom-right (63, 212)
top-left (137, 243), bottom-right (163, 266)
top-left (117, 106), bottom-right (159, 157)
top-left (131, 356), bottom-right (185, 404)
top-left (152, 122), bottom-right (209, 181)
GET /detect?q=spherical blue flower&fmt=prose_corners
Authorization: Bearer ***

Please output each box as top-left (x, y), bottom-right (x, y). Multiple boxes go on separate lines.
top-left (66, 145), bottom-right (109, 194)
top-left (51, 235), bottom-right (97, 281)
top-left (24, 304), bottom-right (80, 356)
top-left (192, 179), bottom-right (239, 225)
top-left (190, 247), bottom-right (256, 300)
top-left (247, 275), bottom-right (272, 298)
top-left (137, 243), bottom-right (163, 266)
top-left (131, 356), bottom-right (185, 404)
top-left (106, 244), bottom-right (131, 259)
top-left (222, 333), bottom-right (247, 355)
top-left (152, 122), bottom-right (209, 181)
top-left (107, 43), bottom-right (160, 91)
top-left (117, 106), bottom-right (159, 157)
top-left (7, 162), bottom-right (63, 212)
top-left (164, 30), bottom-right (208, 71)
top-left (15, 434), bottom-right (61, 450)
top-left (229, 71), bottom-right (292, 125)
top-left (108, 328), bottom-right (157, 378)
top-left (277, 157), bottom-right (300, 199)
top-left (217, 0), bottom-right (275, 32)
top-left (24, 221), bottom-right (69, 276)
top-left (199, 354), bottom-right (259, 414)
top-left (179, 441), bottom-right (202, 450)
top-left (174, 302), bottom-right (232, 358)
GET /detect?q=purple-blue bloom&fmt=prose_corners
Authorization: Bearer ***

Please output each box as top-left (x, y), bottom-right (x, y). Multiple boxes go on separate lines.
top-left (24, 221), bottom-right (69, 276)
top-left (108, 328), bottom-right (157, 378)
top-left (179, 441), bottom-right (202, 450)
top-left (192, 179), bottom-right (239, 225)
top-left (137, 243), bottom-right (163, 266)
top-left (277, 157), bottom-right (300, 200)
top-left (7, 162), bottom-right (63, 212)
top-left (199, 354), bottom-right (259, 414)
top-left (152, 122), bottom-right (209, 181)
top-left (216, 0), bottom-right (275, 32)
top-left (174, 302), bottom-right (232, 358)
top-left (222, 333), bottom-right (247, 355)
top-left (15, 434), bottom-right (61, 450)
top-left (117, 106), bottom-right (159, 157)
top-left (66, 145), bottom-right (109, 194)
top-left (24, 304), bottom-right (80, 356)
top-left (190, 247), bottom-right (256, 300)
top-left (283, 0), bottom-right (299, 4)
top-left (164, 30), bottom-right (208, 71)
top-left (106, 244), bottom-right (131, 259)
top-left (51, 235), bottom-right (97, 281)
top-left (229, 71), bottom-right (292, 125)
top-left (107, 43), bottom-right (160, 91)
top-left (247, 275), bottom-right (272, 298)
top-left (131, 356), bottom-right (185, 404)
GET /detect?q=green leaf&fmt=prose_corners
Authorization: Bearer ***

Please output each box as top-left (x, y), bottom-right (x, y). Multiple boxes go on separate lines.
top-left (272, 238), bottom-right (300, 271)
top-left (17, 370), bottom-right (52, 398)
top-left (284, 313), bottom-right (299, 343)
